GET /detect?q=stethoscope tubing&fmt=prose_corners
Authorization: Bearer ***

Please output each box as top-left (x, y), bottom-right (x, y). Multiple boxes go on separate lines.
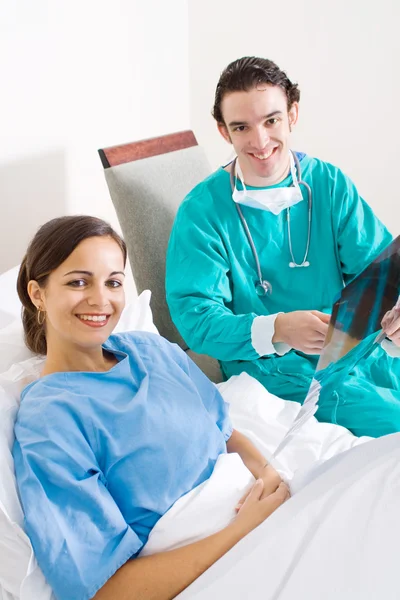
top-left (229, 151), bottom-right (313, 295)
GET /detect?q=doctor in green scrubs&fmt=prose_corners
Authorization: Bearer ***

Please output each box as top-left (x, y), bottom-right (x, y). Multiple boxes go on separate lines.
top-left (166, 56), bottom-right (400, 437)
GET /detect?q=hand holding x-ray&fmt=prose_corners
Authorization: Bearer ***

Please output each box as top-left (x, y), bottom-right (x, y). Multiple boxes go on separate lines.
top-left (273, 236), bottom-right (400, 459)
top-left (380, 296), bottom-right (400, 345)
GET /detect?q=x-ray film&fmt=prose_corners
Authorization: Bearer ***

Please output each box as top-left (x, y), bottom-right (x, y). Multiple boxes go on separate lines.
top-left (273, 236), bottom-right (400, 458)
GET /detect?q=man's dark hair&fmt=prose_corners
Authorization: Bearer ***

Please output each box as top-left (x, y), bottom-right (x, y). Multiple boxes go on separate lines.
top-left (212, 56), bottom-right (300, 124)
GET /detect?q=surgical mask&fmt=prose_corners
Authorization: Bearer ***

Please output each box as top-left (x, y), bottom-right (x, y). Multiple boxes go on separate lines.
top-left (232, 151), bottom-right (304, 215)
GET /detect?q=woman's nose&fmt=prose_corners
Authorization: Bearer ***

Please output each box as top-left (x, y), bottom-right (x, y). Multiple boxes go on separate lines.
top-left (87, 286), bottom-right (109, 308)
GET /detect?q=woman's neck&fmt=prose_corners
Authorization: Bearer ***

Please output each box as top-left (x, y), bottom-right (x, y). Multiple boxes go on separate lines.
top-left (41, 340), bottom-right (117, 377)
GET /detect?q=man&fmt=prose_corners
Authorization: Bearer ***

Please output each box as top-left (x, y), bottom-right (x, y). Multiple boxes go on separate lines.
top-left (166, 56), bottom-right (400, 437)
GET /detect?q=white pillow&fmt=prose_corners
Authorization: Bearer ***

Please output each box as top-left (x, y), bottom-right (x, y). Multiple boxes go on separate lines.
top-left (0, 266), bottom-right (22, 330)
top-left (0, 289), bottom-right (158, 600)
top-left (0, 358), bottom-right (51, 600)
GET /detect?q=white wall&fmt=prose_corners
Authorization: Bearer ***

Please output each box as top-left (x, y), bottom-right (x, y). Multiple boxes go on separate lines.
top-left (0, 0), bottom-right (190, 286)
top-left (188, 0), bottom-right (399, 230)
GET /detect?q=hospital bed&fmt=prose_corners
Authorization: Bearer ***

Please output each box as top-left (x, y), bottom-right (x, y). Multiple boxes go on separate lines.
top-left (1, 133), bottom-right (400, 599)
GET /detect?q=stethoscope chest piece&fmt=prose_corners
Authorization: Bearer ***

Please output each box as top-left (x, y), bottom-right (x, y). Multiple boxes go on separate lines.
top-left (255, 280), bottom-right (272, 296)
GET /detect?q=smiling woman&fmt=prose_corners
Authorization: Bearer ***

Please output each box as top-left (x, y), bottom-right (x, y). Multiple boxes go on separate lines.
top-left (12, 214), bottom-right (290, 600)
top-left (16, 216), bottom-right (127, 374)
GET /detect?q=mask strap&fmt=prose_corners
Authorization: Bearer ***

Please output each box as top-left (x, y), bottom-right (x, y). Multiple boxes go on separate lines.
top-left (235, 159), bottom-right (248, 194)
top-left (289, 151), bottom-right (302, 191)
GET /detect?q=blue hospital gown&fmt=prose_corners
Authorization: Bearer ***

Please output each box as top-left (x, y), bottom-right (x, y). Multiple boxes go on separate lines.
top-left (13, 332), bottom-right (232, 600)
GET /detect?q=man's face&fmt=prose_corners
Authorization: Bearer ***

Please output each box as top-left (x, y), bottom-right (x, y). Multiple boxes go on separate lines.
top-left (218, 84), bottom-right (298, 187)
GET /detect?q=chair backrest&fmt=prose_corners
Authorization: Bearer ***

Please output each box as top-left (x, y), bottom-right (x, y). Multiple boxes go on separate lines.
top-left (98, 131), bottom-right (223, 382)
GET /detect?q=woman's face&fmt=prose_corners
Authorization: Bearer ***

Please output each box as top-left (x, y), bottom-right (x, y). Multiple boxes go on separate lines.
top-left (30, 236), bottom-right (126, 351)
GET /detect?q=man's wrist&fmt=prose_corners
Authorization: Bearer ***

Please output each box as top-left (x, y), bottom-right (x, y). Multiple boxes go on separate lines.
top-left (272, 313), bottom-right (286, 344)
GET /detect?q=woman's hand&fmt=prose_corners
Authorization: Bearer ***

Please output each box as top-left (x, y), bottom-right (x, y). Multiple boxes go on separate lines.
top-left (236, 463), bottom-right (284, 509)
top-left (226, 429), bottom-right (290, 533)
top-left (273, 310), bottom-right (330, 354)
top-left (234, 478), bottom-right (290, 534)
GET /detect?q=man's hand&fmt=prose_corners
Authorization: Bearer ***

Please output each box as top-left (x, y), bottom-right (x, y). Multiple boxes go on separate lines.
top-left (381, 305), bottom-right (400, 346)
top-left (273, 310), bottom-right (330, 354)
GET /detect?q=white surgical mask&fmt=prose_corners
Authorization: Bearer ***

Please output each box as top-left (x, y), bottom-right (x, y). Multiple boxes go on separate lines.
top-left (232, 151), bottom-right (303, 215)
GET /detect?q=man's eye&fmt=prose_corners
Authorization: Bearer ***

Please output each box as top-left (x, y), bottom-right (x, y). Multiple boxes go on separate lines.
top-left (67, 280), bottom-right (86, 287)
top-left (267, 118), bottom-right (279, 126)
top-left (107, 280), bottom-right (123, 288)
top-left (233, 125), bottom-right (247, 132)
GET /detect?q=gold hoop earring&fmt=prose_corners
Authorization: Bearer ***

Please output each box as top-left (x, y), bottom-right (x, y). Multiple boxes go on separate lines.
top-left (37, 309), bottom-right (46, 326)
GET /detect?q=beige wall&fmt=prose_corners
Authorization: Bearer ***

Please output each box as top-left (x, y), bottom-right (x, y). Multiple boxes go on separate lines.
top-left (0, 0), bottom-right (189, 287)
top-left (188, 0), bottom-right (399, 230)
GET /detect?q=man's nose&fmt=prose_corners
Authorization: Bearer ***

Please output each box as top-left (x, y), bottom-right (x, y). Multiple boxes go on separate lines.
top-left (251, 127), bottom-right (270, 150)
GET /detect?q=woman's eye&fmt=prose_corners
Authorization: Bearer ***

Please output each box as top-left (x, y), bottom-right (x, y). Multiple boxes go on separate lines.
top-left (67, 279), bottom-right (86, 288)
top-left (107, 280), bottom-right (123, 288)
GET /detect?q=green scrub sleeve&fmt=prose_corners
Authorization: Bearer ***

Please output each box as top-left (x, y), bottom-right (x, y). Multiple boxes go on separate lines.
top-left (331, 169), bottom-right (392, 282)
top-left (166, 198), bottom-right (263, 362)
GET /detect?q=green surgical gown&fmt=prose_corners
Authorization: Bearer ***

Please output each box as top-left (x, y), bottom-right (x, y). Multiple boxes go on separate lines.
top-left (166, 154), bottom-right (399, 437)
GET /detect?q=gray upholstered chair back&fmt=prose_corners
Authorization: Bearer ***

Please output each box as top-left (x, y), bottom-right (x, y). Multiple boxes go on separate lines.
top-left (99, 131), bottom-right (223, 382)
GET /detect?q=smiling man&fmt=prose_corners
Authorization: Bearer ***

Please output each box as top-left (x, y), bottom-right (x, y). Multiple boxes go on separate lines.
top-left (165, 56), bottom-right (400, 438)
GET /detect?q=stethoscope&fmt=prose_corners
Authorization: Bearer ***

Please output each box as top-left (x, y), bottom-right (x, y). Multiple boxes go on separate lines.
top-left (229, 151), bottom-right (312, 296)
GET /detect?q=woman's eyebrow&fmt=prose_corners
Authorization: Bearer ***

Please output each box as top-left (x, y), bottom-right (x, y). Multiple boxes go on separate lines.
top-left (63, 270), bottom-right (93, 277)
top-left (63, 270), bottom-right (125, 277)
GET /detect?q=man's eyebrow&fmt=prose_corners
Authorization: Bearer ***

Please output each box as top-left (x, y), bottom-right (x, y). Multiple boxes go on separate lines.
top-left (63, 270), bottom-right (125, 277)
top-left (228, 110), bottom-right (283, 128)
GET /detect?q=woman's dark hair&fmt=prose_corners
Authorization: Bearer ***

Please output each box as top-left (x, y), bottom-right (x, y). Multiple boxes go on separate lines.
top-left (212, 56), bottom-right (300, 124)
top-left (17, 215), bottom-right (127, 356)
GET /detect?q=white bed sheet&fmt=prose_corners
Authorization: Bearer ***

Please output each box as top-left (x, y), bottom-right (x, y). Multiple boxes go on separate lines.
top-left (176, 432), bottom-right (400, 600)
top-left (145, 373), bottom-right (393, 600)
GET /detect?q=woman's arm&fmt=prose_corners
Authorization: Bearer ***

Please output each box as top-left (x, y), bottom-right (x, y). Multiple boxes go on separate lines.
top-left (94, 479), bottom-right (289, 600)
top-left (95, 428), bottom-right (287, 600)
top-left (226, 429), bottom-right (283, 501)
top-left (226, 428), bottom-right (267, 478)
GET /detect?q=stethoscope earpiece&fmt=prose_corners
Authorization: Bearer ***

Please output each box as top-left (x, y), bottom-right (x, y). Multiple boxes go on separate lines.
top-left (289, 260), bottom-right (310, 268)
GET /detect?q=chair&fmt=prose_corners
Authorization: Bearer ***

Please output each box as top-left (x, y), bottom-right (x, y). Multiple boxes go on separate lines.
top-left (98, 131), bottom-right (223, 382)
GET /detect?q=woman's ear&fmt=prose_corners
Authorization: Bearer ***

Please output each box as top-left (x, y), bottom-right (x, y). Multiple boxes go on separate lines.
top-left (27, 280), bottom-right (45, 309)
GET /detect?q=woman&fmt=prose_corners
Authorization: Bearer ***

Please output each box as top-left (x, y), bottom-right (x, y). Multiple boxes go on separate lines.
top-left (13, 215), bottom-right (289, 600)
